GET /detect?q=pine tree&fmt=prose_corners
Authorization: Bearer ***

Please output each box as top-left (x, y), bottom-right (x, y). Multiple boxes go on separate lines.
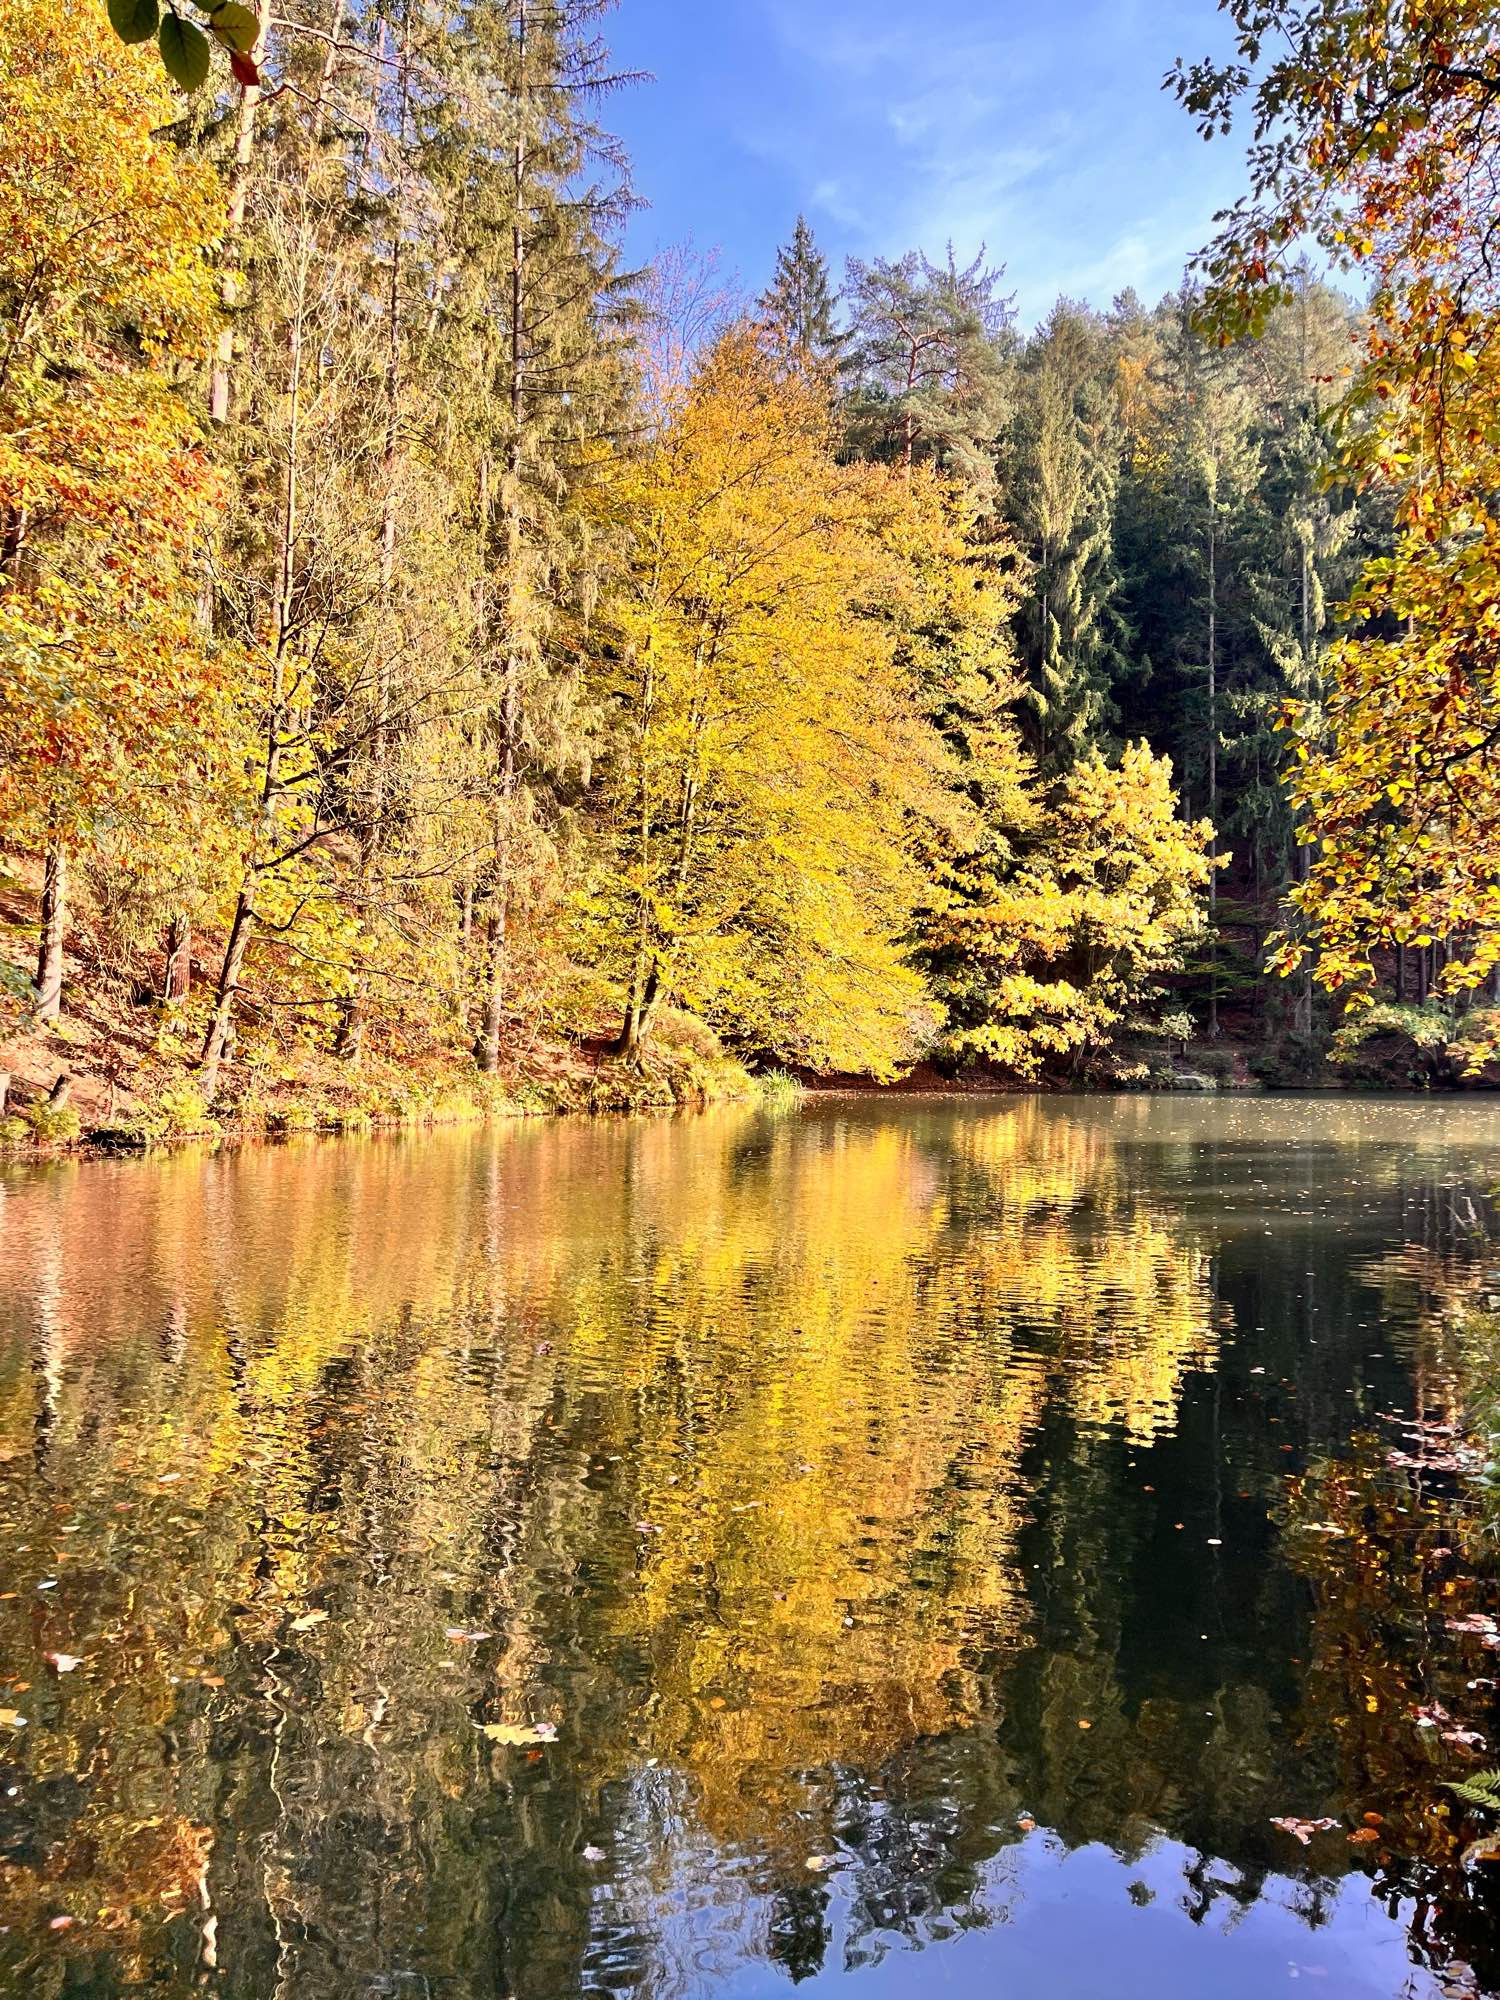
top-left (1161, 292), bottom-right (1267, 1035)
top-left (841, 246), bottom-right (1012, 496)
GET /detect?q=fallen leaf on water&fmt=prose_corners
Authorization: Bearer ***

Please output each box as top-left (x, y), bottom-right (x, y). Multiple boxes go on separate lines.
top-left (805, 1855), bottom-right (835, 1872)
top-left (289, 1611), bottom-right (328, 1633)
top-left (445, 1628), bottom-right (491, 1643)
top-left (1017, 1816), bottom-right (1037, 1832)
top-left (1077, 1718), bottom-right (1092, 1730)
top-left (582, 1845), bottom-right (606, 1862)
top-left (1348, 1827), bottom-right (1380, 1845)
top-left (48, 1915), bottom-right (74, 1932)
top-left (44, 1653), bottom-right (82, 1674)
top-left (481, 1721), bottom-right (557, 1745)
top-left (0, 1707), bottom-right (26, 1729)
top-left (1270, 1816), bottom-right (1339, 1845)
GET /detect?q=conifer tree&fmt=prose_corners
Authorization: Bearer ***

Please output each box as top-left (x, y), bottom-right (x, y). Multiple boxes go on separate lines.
top-left (1008, 302), bottom-right (1129, 774)
top-left (758, 215), bottom-right (841, 375)
top-left (435, 0), bottom-right (637, 1073)
top-left (841, 246), bottom-right (1012, 495)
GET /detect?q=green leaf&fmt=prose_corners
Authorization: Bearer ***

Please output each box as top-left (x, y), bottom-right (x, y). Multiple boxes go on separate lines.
top-left (1447, 1769), bottom-right (1500, 1812)
top-left (107, 0), bottom-right (160, 44)
top-left (158, 12), bottom-right (211, 90)
top-left (207, 2), bottom-right (258, 55)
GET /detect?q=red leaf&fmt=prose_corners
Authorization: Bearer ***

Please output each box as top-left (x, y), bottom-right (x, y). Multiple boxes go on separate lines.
top-left (230, 50), bottom-right (259, 86)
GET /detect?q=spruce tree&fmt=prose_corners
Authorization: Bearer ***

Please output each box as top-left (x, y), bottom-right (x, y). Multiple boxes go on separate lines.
top-left (758, 215), bottom-right (841, 375)
top-left (432, 0), bottom-right (638, 1072)
top-left (1007, 302), bottom-right (1129, 774)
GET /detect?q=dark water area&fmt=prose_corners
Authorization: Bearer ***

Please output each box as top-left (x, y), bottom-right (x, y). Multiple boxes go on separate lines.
top-left (3, 1096), bottom-right (1500, 1998)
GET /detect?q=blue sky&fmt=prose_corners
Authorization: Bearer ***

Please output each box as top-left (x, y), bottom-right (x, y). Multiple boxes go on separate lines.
top-left (608, 0), bottom-right (1248, 332)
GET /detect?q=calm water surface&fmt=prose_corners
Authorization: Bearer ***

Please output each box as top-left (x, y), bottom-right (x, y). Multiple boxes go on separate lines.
top-left (3, 1096), bottom-right (1500, 1998)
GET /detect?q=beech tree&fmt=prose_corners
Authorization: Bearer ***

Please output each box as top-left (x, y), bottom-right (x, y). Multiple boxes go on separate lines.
top-left (585, 329), bottom-right (937, 1074)
top-left (0, 0), bottom-right (233, 1026)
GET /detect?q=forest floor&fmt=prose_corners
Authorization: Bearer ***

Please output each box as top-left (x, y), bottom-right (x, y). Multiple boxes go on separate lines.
top-left (0, 860), bottom-right (762, 1155)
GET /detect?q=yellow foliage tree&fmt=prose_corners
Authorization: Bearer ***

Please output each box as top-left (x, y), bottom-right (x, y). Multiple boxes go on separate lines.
top-left (938, 742), bottom-right (1215, 1076)
top-left (586, 328), bottom-right (943, 1076)
top-left (0, 0), bottom-right (235, 1022)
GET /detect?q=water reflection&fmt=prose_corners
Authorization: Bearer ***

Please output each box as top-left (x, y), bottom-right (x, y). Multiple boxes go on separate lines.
top-left (1, 1097), bottom-right (1499, 1997)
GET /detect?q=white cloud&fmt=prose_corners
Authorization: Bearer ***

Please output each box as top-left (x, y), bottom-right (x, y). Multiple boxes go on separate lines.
top-left (736, 0), bottom-right (1246, 325)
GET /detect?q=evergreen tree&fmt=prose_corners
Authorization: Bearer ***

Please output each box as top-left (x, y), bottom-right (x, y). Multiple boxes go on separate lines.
top-left (1161, 293), bottom-right (1268, 1034)
top-left (1007, 302), bottom-right (1130, 774)
top-left (433, 0), bottom-right (638, 1073)
top-left (757, 215), bottom-right (841, 375)
top-left (841, 245), bottom-right (1012, 495)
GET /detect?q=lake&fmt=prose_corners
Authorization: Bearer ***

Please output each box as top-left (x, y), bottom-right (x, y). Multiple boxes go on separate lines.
top-left (3, 1096), bottom-right (1500, 1999)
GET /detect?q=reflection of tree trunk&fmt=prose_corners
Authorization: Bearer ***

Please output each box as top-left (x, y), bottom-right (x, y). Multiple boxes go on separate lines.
top-left (33, 846), bottom-right (65, 1023)
top-left (1206, 504), bottom-right (1219, 1040)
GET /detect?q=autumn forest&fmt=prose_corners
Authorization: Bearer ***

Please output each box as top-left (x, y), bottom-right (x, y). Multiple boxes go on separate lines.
top-left (3, 0), bottom-right (1500, 1139)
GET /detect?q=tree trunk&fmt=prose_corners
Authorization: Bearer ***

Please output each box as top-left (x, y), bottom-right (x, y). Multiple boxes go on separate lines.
top-left (209, 21), bottom-right (268, 424)
top-left (200, 888), bottom-right (256, 1100)
top-left (33, 847), bottom-right (66, 1023)
top-left (203, 25), bottom-right (344, 1090)
top-left (339, 3), bottom-right (409, 1067)
top-left (613, 959), bottom-right (660, 1060)
top-left (162, 911), bottom-right (192, 1005)
top-left (474, 906), bottom-right (506, 1073)
top-left (475, 3), bottom-right (529, 1077)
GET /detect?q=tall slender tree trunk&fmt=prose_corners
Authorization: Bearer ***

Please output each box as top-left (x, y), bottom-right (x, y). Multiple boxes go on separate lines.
top-left (33, 847), bottom-right (66, 1024)
top-left (476, 0), bottom-right (529, 1076)
top-left (203, 18), bottom-right (343, 1098)
top-left (209, 21), bottom-right (268, 425)
top-left (613, 958), bottom-right (660, 1059)
top-left (339, 7), bottom-right (409, 1064)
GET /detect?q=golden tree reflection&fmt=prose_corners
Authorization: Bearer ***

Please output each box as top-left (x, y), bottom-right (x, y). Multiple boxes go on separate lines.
top-left (0, 1104), bottom-right (1249, 1993)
